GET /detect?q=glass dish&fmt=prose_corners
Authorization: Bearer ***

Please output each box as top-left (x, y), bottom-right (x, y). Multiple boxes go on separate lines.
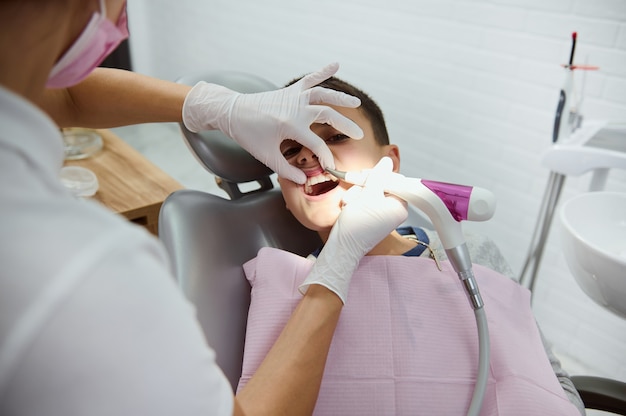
top-left (62, 128), bottom-right (103, 160)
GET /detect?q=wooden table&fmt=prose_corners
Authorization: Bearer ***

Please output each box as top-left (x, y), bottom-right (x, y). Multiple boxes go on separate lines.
top-left (63, 129), bottom-right (184, 235)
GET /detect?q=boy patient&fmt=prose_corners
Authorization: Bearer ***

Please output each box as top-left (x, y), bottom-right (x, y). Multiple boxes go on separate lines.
top-left (238, 76), bottom-right (584, 415)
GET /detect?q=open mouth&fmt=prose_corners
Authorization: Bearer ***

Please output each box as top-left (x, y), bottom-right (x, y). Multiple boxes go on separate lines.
top-left (304, 173), bottom-right (339, 196)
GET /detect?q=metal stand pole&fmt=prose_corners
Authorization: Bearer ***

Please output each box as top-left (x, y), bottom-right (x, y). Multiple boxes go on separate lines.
top-left (519, 171), bottom-right (567, 295)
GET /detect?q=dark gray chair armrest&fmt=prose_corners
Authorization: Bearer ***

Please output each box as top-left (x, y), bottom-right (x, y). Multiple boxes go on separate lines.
top-left (571, 375), bottom-right (626, 415)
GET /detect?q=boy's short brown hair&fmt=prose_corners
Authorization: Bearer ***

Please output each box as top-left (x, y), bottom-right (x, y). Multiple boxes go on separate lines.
top-left (286, 76), bottom-right (390, 146)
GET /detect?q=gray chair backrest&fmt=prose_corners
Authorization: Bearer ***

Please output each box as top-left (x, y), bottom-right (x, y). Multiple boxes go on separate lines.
top-left (159, 71), bottom-right (322, 390)
top-left (159, 189), bottom-right (321, 390)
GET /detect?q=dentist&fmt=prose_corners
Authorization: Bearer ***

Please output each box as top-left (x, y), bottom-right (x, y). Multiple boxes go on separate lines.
top-left (0, 1), bottom-right (406, 415)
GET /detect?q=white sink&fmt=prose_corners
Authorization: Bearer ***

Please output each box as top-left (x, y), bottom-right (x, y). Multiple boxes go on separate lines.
top-left (560, 192), bottom-right (626, 319)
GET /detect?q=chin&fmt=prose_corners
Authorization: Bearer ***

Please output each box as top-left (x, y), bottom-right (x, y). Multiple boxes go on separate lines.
top-left (295, 210), bottom-right (340, 233)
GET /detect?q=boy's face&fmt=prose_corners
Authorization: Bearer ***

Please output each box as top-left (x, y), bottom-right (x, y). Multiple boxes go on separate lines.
top-left (278, 105), bottom-right (399, 238)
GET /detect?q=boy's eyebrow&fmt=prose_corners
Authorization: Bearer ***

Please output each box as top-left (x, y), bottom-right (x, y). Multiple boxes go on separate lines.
top-left (312, 123), bottom-right (337, 131)
top-left (279, 139), bottom-right (301, 151)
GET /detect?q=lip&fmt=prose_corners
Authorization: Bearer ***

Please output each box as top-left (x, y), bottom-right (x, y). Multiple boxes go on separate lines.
top-left (303, 167), bottom-right (325, 178)
top-left (298, 169), bottom-right (342, 201)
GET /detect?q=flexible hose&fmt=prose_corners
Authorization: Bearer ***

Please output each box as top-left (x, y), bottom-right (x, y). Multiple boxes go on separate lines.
top-left (467, 306), bottom-right (490, 416)
top-left (447, 246), bottom-right (491, 415)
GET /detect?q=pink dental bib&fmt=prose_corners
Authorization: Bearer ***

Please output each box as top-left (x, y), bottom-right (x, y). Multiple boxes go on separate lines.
top-left (238, 247), bottom-right (579, 415)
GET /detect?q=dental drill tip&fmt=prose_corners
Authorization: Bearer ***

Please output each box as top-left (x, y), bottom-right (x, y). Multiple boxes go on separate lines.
top-left (324, 167), bottom-right (346, 179)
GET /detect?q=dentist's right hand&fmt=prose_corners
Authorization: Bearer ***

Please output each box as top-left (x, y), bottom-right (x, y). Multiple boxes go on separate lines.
top-left (299, 157), bottom-right (408, 304)
top-left (182, 62), bottom-right (364, 185)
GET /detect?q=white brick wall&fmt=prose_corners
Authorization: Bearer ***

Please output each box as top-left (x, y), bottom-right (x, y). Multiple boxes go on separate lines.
top-left (128, 0), bottom-right (626, 382)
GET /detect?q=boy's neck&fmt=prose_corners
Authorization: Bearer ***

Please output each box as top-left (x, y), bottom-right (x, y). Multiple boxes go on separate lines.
top-left (366, 231), bottom-right (418, 256)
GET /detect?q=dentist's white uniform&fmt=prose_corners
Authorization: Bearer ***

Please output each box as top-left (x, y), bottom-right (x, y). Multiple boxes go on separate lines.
top-left (0, 86), bottom-right (233, 416)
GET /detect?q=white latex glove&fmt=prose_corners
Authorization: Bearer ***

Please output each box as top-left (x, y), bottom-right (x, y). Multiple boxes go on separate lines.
top-left (299, 157), bottom-right (408, 304)
top-left (182, 63), bottom-right (364, 184)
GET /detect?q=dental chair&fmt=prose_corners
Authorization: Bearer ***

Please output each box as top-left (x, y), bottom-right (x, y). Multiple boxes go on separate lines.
top-left (159, 71), bottom-right (321, 390)
top-left (159, 71), bottom-right (626, 414)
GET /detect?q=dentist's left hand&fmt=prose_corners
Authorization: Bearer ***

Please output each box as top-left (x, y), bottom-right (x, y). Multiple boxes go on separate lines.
top-left (182, 62), bottom-right (364, 184)
top-left (299, 157), bottom-right (408, 304)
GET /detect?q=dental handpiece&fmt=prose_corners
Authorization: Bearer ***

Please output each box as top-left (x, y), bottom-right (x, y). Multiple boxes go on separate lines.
top-left (328, 167), bottom-right (494, 416)
top-left (325, 167), bottom-right (497, 310)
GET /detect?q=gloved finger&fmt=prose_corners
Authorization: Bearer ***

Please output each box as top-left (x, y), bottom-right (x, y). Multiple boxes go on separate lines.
top-left (383, 195), bottom-right (409, 225)
top-left (343, 169), bottom-right (407, 226)
top-left (287, 127), bottom-right (336, 171)
top-left (364, 157), bottom-right (394, 189)
top-left (342, 159), bottom-right (390, 207)
top-left (298, 62), bottom-right (339, 90)
top-left (358, 157), bottom-right (394, 199)
top-left (307, 86), bottom-right (361, 108)
top-left (368, 158), bottom-right (409, 222)
top-left (341, 184), bottom-right (364, 206)
top-left (272, 157), bottom-right (307, 184)
top-left (311, 105), bottom-right (364, 140)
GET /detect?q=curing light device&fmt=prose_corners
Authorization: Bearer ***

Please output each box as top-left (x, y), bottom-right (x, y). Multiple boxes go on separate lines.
top-left (326, 166), bottom-right (496, 416)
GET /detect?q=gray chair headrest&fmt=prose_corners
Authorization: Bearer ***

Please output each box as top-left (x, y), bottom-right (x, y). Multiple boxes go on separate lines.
top-left (176, 71), bottom-right (279, 198)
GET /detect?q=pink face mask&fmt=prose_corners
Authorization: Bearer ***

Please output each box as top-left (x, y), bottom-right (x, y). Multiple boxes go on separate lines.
top-left (46, 0), bottom-right (129, 88)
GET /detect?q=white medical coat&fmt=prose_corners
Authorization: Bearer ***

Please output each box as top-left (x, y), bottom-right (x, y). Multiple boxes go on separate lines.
top-left (0, 86), bottom-right (233, 416)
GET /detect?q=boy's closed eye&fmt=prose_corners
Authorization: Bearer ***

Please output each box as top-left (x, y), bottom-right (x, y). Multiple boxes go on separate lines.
top-left (280, 132), bottom-right (351, 160)
top-left (280, 140), bottom-right (303, 159)
top-left (325, 133), bottom-right (350, 145)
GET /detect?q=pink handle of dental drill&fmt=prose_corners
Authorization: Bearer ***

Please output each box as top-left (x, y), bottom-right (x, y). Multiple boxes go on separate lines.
top-left (339, 167), bottom-right (495, 223)
top-left (421, 180), bottom-right (472, 222)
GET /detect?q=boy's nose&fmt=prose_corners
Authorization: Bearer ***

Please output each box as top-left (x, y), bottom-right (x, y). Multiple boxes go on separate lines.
top-left (296, 147), bottom-right (318, 165)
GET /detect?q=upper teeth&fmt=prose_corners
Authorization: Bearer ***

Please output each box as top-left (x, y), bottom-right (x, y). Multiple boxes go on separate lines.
top-left (304, 173), bottom-right (338, 194)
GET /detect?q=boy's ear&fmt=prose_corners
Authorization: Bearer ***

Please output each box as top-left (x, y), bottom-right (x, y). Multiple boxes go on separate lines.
top-left (384, 145), bottom-right (401, 172)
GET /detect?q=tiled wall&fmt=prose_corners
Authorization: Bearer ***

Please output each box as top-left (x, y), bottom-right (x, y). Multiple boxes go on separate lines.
top-left (128, 0), bottom-right (626, 381)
